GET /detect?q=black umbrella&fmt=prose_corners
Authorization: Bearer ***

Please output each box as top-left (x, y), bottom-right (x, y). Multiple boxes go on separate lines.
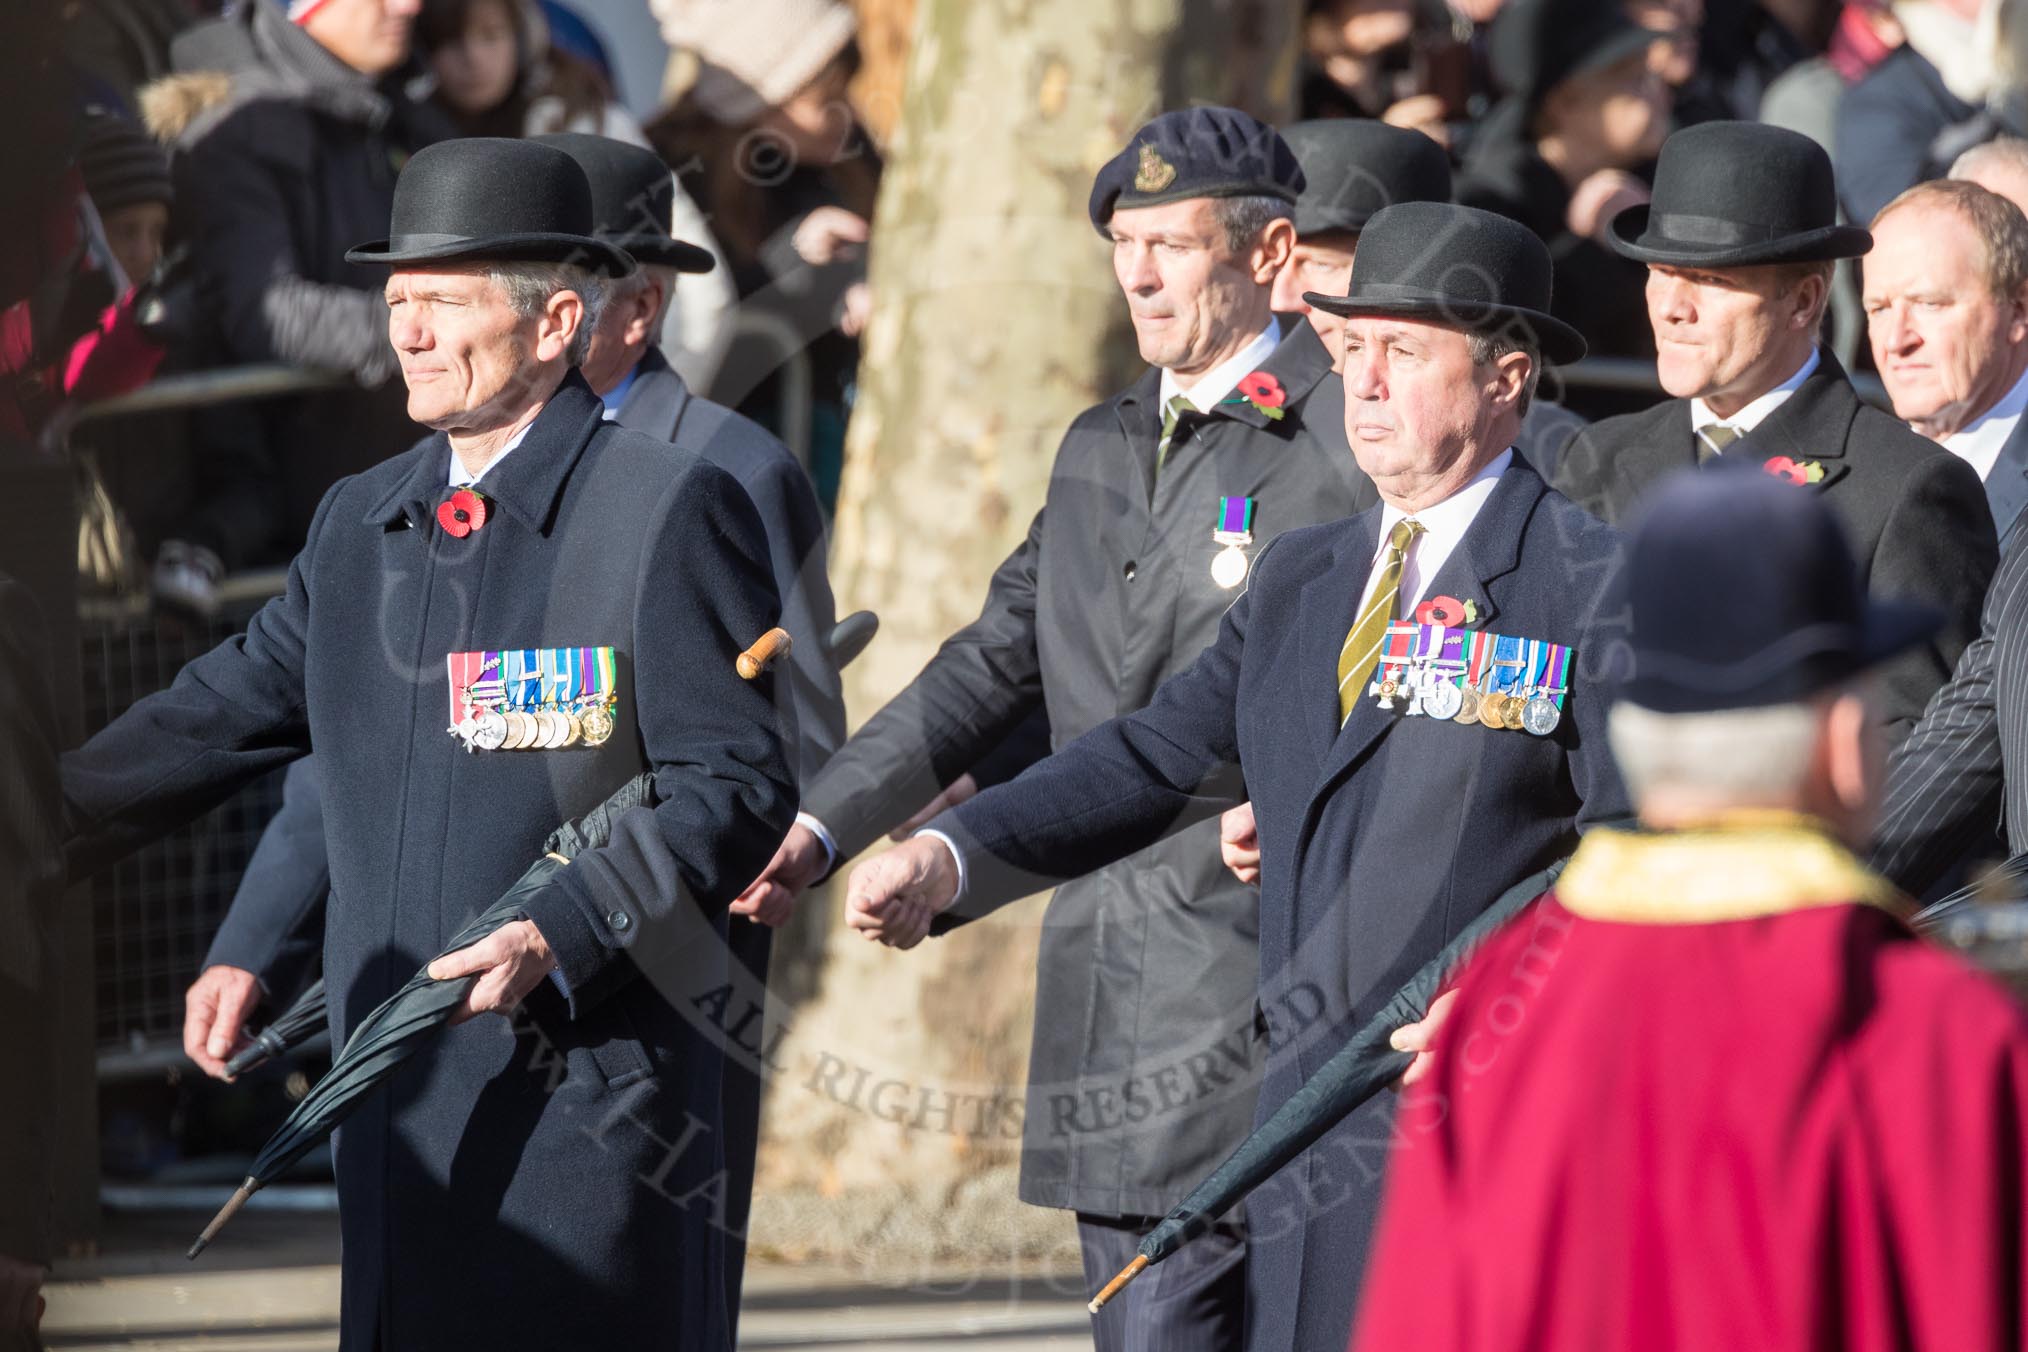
top-left (219, 614), bottom-right (882, 1077)
top-left (1088, 857), bottom-right (1568, 1311)
top-left (1909, 853), bottom-right (2028, 934)
top-left (189, 627), bottom-right (797, 1259)
top-left (224, 979), bottom-right (327, 1078)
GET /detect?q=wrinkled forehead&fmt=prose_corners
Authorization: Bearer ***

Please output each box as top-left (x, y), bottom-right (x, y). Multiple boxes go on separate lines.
top-left (383, 265), bottom-right (500, 302)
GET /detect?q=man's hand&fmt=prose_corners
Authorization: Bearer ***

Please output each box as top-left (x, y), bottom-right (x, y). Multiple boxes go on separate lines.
top-left (844, 837), bottom-right (961, 950)
top-left (0, 1254), bottom-right (45, 1342)
top-left (427, 919), bottom-right (557, 1025)
top-left (888, 774), bottom-right (979, 841)
top-left (1220, 802), bottom-right (1261, 885)
top-left (1389, 989), bottom-right (1459, 1088)
top-left (791, 206), bottom-right (870, 266)
top-left (184, 964), bottom-right (263, 1080)
top-left (731, 822), bottom-right (830, 927)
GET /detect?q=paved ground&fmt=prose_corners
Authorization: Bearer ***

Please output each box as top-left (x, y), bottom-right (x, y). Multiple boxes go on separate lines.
top-left (41, 1211), bottom-right (1095, 1351)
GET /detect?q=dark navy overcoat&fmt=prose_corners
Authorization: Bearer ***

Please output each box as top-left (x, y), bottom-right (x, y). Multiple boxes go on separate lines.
top-left (935, 458), bottom-right (1630, 1352)
top-left (60, 373), bottom-right (797, 1352)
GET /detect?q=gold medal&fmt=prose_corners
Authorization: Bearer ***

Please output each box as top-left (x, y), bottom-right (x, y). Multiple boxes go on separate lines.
top-left (580, 703), bottom-right (615, 747)
top-left (561, 711), bottom-right (583, 747)
top-left (1501, 695), bottom-right (1526, 731)
top-left (501, 711), bottom-right (537, 749)
top-left (1454, 686), bottom-right (1481, 725)
top-left (1478, 691), bottom-right (1509, 728)
top-left (1210, 544), bottom-right (1249, 589)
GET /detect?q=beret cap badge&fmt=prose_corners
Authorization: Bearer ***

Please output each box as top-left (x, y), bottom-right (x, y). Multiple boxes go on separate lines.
top-left (1135, 144), bottom-right (1178, 194)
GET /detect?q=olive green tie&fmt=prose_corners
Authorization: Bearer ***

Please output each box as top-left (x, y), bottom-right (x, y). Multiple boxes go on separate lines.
top-left (1698, 423), bottom-right (1740, 462)
top-left (1337, 518), bottom-right (1425, 726)
top-left (1156, 393), bottom-right (1194, 475)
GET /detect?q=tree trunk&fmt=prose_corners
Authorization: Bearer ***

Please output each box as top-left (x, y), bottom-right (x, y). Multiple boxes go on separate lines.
top-left (750, 0), bottom-right (1298, 1265)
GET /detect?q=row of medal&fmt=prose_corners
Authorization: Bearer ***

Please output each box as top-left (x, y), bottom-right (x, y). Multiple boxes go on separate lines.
top-left (446, 647), bottom-right (620, 752)
top-left (1368, 624), bottom-right (1572, 737)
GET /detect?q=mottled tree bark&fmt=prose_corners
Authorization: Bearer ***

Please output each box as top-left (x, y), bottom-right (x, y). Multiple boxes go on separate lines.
top-left (752, 0), bottom-right (1298, 1263)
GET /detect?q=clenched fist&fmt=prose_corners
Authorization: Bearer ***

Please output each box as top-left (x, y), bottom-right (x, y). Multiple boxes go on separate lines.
top-left (843, 836), bottom-right (961, 950)
top-left (1220, 802), bottom-right (1261, 885)
top-left (185, 964), bottom-right (263, 1080)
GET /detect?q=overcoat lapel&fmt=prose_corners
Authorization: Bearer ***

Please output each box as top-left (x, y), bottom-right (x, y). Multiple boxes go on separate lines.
top-left (1297, 508), bottom-right (1382, 770)
top-left (1987, 417), bottom-right (2028, 551)
top-left (1611, 400), bottom-right (1697, 508)
top-left (1729, 350), bottom-right (1861, 494)
top-left (615, 346), bottom-right (690, 444)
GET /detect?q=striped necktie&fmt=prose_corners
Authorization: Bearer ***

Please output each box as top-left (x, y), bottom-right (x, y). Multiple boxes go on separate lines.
top-left (1337, 518), bottom-right (1425, 726)
top-left (1698, 423), bottom-right (1740, 462)
top-left (1156, 393), bottom-right (1195, 476)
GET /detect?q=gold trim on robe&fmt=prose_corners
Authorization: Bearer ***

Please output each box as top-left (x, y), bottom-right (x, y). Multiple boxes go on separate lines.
top-left (1557, 813), bottom-right (1913, 925)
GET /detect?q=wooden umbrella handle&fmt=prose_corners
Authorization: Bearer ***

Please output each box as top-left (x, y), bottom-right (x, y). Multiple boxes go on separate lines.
top-left (737, 627), bottom-right (792, 680)
top-left (1087, 1254), bottom-right (1150, 1313)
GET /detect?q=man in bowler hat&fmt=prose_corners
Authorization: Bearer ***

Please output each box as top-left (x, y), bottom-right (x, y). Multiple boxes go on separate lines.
top-left (739, 108), bottom-right (1377, 1351)
top-left (59, 137), bottom-right (796, 1352)
top-left (1352, 467), bottom-right (2028, 1351)
top-left (847, 201), bottom-right (1631, 1352)
top-left (182, 129), bottom-right (842, 1338)
top-left (1553, 121), bottom-right (1996, 745)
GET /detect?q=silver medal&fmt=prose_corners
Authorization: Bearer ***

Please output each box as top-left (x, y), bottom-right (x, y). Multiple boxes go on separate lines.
top-left (1422, 678), bottom-right (1464, 721)
top-left (1522, 695), bottom-right (1562, 736)
top-left (1211, 544), bottom-right (1249, 589)
top-left (469, 708), bottom-right (509, 751)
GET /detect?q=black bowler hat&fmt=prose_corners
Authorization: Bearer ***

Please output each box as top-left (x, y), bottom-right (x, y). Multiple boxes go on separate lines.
top-left (1609, 122), bottom-right (1873, 268)
top-left (1281, 120), bottom-right (1452, 239)
top-left (345, 138), bottom-right (635, 277)
top-left (1488, 0), bottom-right (1658, 111)
top-left (1617, 464), bottom-right (1939, 714)
top-left (1303, 201), bottom-right (1587, 365)
top-left (534, 133), bottom-right (716, 274)
top-left (1089, 107), bottom-right (1304, 233)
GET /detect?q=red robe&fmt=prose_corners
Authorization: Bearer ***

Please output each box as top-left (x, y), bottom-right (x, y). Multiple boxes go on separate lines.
top-left (1350, 819), bottom-right (2028, 1352)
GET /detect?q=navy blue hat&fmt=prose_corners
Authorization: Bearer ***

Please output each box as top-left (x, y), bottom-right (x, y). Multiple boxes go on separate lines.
top-left (1617, 464), bottom-right (1940, 714)
top-left (1089, 108), bottom-right (1304, 234)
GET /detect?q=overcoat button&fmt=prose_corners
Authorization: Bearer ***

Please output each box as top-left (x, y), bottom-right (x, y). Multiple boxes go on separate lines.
top-left (1123, 561), bottom-right (1138, 581)
top-left (608, 910), bottom-right (632, 932)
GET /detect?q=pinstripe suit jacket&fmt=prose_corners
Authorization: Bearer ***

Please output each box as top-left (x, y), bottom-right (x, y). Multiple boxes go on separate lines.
top-left (1869, 538), bottom-right (2028, 894)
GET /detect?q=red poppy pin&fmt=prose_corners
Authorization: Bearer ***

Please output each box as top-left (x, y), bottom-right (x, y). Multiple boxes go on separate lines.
top-left (1231, 371), bottom-right (1287, 420)
top-left (1414, 595), bottom-right (1479, 626)
top-left (1762, 456), bottom-right (1825, 486)
top-left (437, 487), bottom-right (488, 537)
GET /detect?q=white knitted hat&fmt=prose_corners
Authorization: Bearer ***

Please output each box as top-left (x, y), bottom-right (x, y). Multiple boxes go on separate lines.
top-left (653, 0), bottom-right (858, 125)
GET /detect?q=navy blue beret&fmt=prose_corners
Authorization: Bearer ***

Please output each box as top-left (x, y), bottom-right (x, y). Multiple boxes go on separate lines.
top-left (1089, 107), bottom-right (1305, 234)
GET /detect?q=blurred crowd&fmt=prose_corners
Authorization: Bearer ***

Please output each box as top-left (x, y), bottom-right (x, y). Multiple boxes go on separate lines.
top-left (4, 0), bottom-right (2027, 609)
top-left (4, 0), bottom-right (879, 616)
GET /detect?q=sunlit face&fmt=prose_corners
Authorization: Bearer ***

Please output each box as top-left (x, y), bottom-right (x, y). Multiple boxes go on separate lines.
top-left (1271, 230), bottom-right (1359, 361)
top-left (302, 0), bottom-right (419, 77)
top-left (102, 200), bottom-right (168, 287)
top-left (429, 0), bottom-right (518, 116)
top-left (1543, 48), bottom-right (1669, 166)
top-left (1111, 197), bottom-right (1270, 379)
top-left (1866, 202), bottom-right (2028, 439)
top-left (385, 267), bottom-right (553, 432)
top-left (757, 59), bottom-right (855, 165)
top-left (1646, 262), bottom-right (1814, 406)
top-left (1338, 316), bottom-right (1517, 486)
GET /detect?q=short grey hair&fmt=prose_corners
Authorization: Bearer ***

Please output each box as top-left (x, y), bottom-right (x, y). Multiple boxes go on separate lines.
top-left (1607, 700), bottom-right (1821, 807)
top-left (1466, 330), bottom-right (1543, 416)
top-left (482, 261), bottom-right (607, 366)
top-left (604, 264), bottom-right (677, 334)
top-left (1214, 195), bottom-right (1294, 253)
top-left (1952, 135), bottom-right (2028, 183)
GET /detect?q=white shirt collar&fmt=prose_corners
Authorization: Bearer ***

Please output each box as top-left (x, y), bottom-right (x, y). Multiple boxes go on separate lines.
top-left (1941, 361), bottom-right (2028, 482)
top-left (447, 420), bottom-right (536, 488)
top-left (1366, 447), bottom-right (1514, 611)
top-left (1158, 319), bottom-right (1281, 413)
top-left (1689, 346), bottom-right (1820, 439)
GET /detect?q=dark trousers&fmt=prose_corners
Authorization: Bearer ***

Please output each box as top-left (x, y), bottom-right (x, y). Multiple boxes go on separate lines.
top-left (1077, 1212), bottom-right (1246, 1352)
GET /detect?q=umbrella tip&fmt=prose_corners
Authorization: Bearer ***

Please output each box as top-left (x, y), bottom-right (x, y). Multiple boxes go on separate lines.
top-left (187, 1179), bottom-right (258, 1261)
top-left (1088, 1253), bottom-right (1151, 1312)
